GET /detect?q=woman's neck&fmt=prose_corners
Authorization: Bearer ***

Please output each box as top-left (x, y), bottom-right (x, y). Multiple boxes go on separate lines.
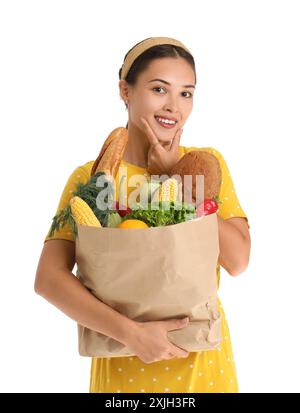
top-left (122, 122), bottom-right (151, 169)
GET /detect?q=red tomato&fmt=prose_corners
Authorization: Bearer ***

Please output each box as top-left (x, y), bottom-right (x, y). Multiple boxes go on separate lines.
top-left (196, 198), bottom-right (219, 217)
top-left (115, 201), bottom-right (132, 217)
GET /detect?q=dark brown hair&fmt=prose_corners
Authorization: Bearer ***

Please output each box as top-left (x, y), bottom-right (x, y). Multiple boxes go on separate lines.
top-left (118, 41), bottom-right (197, 128)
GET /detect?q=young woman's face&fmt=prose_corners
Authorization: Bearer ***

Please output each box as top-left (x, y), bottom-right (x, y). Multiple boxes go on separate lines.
top-left (121, 57), bottom-right (196, 143)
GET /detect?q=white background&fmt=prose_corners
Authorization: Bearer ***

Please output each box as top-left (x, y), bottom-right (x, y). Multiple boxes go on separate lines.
top-left (1, 0), bottom-right (299, 393)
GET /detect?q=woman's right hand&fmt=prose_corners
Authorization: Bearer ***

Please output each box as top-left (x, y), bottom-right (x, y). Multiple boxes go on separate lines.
top-left (123, 317), bottom-right (190, 363)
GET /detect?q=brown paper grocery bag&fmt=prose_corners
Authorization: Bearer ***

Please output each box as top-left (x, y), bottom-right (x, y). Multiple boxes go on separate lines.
top-left (75, 212), bottom-right (221, 357)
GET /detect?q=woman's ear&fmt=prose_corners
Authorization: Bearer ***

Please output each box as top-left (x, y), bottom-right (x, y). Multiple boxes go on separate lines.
top-left (119, 79), bottom-right (129, 105)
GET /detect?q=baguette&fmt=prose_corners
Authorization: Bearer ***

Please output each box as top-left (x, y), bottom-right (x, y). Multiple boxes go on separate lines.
top-left (91, 127), bottom-right (128, 178)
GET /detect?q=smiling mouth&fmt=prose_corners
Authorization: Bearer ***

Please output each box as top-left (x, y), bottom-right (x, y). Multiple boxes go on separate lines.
top-left (154, 116), bottom-right (177, 129)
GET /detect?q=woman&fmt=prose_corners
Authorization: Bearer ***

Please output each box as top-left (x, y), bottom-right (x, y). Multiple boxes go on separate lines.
top-left (35, 37), bottom-right (251, 393)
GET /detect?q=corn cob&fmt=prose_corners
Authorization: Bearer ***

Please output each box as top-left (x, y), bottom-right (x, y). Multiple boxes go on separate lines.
top-left (159, 178), bottom-right (179, 202)
top-left (70, 196), bottom-right (101, 227)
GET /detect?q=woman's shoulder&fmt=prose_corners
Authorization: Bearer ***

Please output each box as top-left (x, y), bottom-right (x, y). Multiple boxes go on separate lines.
top-left (78, 160), bottom-right (94, 174)
top-left (67, 160), bottom-right (94, 182)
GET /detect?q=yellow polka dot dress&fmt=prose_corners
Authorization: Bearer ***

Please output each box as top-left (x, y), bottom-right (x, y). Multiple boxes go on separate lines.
top-left (44, 145), bottom-right (249, 393)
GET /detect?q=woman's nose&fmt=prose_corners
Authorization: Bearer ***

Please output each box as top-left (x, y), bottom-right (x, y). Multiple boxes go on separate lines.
top-left (163, 97), bottom-right (180, 115)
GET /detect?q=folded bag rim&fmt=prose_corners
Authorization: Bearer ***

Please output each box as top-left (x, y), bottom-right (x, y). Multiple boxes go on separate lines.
top-left (75, 211), bottom-right (215, 233)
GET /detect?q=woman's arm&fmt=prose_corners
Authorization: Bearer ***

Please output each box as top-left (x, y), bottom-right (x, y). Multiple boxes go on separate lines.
top-left (217, 216), bottom-right (251, 276)
top-left (34, 239), bottom-right (137, 344)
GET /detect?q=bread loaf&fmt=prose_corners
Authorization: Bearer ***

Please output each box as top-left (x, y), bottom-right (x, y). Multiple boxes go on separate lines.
top-left (169, 151), bottom-right (221, 206)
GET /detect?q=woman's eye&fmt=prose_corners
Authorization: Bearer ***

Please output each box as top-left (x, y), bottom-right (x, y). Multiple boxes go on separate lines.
top-left (152, 87), bottom-right (193, 98)
top-left (182, 91), bottom-right (193, 98)
top-left (153, 87), bottom-right (165, 93)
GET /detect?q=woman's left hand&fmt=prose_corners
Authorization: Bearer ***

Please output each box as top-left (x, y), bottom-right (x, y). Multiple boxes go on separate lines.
top-left (141, 117), bottom-right (183, 176)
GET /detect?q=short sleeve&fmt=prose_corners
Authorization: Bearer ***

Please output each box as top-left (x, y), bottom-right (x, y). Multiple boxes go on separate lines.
top-left (183, 145), bottom-right (250, 229)
top-left (44, 166), bottom-right (90, 243)
top-left (212, 149), bottom-right (250, 229)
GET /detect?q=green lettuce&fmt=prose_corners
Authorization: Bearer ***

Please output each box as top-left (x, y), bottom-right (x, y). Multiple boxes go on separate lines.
top-left (121, 201), bottom-right (196, 227)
